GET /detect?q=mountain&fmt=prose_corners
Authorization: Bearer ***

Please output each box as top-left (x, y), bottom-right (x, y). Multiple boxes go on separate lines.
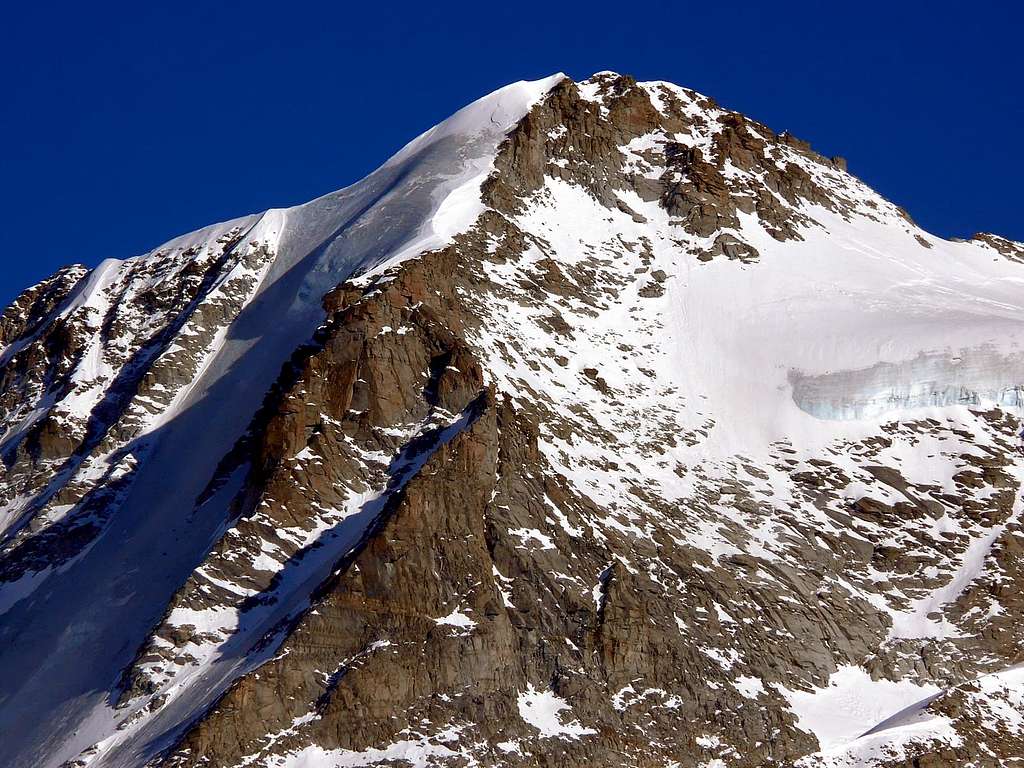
top-left (1, 71), bottom-right (1023, 768)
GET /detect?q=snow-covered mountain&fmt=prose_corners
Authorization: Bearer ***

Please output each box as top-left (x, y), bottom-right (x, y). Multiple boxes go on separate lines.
top-left (1, 72), bottom-right (1023, 768)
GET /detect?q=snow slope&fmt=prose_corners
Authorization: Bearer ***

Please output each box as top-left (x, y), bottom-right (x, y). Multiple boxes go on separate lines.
top-left (798, 666), bottom-right (1024, 765)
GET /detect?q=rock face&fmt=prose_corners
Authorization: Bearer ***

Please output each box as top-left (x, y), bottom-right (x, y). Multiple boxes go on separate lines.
top-left (2, 73), bottom-right (1024, 768)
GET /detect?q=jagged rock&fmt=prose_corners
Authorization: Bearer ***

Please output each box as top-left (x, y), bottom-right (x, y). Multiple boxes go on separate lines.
top-left (698, 233), bottom-right (760, 263)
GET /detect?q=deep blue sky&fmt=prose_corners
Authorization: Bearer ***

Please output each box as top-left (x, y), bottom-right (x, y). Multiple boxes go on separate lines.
top-left (2, 1), bottom-right (1020, 305)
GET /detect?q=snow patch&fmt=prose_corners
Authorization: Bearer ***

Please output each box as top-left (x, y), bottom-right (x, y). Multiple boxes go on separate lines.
top-left (517, 685), bottom-right (596, 739)
top-left (779, 665), bottom-right (941, 750)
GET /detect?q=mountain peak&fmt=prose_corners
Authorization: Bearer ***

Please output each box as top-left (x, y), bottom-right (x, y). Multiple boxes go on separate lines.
top-left (1, 74), bottom-right (1023, 768)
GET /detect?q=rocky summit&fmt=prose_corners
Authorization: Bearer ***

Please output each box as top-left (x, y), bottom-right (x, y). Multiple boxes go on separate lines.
top-left (1, 72), bottom-right (1023, 768)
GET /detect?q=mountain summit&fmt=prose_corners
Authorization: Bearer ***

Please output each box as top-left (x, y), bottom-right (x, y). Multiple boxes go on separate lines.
top-left (2, 72), bottom-right (1023, 768)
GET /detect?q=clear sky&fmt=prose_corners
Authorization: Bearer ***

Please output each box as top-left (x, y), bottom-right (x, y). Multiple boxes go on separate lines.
top-left (2, 0), bottom-right (1020, 305)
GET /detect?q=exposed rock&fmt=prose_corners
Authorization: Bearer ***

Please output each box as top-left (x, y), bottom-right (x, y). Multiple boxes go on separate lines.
top-left (972, 231), bottom-right (1024, 262)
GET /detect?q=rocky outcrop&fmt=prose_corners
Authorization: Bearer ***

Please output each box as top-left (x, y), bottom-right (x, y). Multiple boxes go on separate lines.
top-left (0, 264), bottom-right (87, 348)
top-left (972, 231), bottom-right (1024, 262)
top-left (0, 224), bottom-right (276, 579)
